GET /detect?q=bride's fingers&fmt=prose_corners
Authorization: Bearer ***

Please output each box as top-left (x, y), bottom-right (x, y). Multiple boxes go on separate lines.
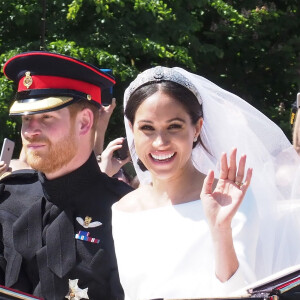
top-left (235, 154), bottom-right (246, 184)
top-left (228, 148), bottom-right (237, 182)
top-left (201, 170), bottom-right (215, 196)
top-left (240, 168), bottom-right (253, 192)
top-left (219, 153), bottom-right (229, 180)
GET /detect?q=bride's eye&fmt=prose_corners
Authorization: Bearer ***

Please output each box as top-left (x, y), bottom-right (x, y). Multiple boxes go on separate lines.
top-left (168, 123), bottom-right (182, 129)
top-left (140, 125), bottom-right (154, 131)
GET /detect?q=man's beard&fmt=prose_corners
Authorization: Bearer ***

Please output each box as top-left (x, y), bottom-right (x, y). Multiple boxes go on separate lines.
top-left (23, 127), bottom-right (78, 175)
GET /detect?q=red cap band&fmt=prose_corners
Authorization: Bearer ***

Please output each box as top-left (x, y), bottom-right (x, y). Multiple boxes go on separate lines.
top-left (18, 75), bottom-right (101, 103)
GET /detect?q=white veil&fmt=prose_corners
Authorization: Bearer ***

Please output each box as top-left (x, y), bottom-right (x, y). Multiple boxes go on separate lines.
top-left (123, 66), bottom-right (300, 281)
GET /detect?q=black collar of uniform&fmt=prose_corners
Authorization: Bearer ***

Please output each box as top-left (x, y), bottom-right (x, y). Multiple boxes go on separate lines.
top-left (38, 152), bottom-right (100, 210)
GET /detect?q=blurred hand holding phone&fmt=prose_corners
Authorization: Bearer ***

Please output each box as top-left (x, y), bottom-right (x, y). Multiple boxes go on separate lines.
top-left (98, 137), bottom-right (130, 177)
top-left (0, 138), bottom-right (15, 167)
top-left (116, 138), bottom-right (129, 160)
top-left (0, 138), bottom-right (15, 177)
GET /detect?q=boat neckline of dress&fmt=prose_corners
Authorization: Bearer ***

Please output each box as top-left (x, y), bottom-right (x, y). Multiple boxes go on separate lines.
top-left (112, 198), bottom-right (201, 214)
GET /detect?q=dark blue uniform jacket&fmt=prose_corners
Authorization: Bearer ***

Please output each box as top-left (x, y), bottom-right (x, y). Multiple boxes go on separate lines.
top-left (0, 154), bottom-right (132, 300)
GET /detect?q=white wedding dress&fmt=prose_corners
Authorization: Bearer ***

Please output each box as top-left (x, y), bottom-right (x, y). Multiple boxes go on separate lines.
top-left (112, 195), bottom-right (261, 300)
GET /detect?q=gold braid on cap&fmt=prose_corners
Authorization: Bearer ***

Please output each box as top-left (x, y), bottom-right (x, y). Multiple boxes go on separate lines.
top-left (126, 66), bottom-right (202, 104)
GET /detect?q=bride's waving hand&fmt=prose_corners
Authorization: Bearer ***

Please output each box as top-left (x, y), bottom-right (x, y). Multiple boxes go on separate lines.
top-left (201, 148), bottom-right (252, 230)
top-left (201, 148), bottom-right (253, 282)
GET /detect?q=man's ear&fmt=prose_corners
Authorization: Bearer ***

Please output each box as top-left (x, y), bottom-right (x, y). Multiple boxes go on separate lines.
top-left (78, 108), bottom-right (94, 136)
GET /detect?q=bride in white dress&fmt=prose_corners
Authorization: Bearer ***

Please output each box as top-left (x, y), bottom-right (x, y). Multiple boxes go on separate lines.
top-left (112, 66), bottom-right (300, 300)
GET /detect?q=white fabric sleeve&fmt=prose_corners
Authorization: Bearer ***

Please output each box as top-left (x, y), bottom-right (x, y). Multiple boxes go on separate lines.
top-left (211, 264), bottom-right (249, 297)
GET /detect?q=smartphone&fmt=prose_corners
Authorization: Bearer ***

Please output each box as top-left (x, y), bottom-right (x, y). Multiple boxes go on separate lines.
top-left (100, 69), bottom-right (114, 106)
top-left (0, 138), bottom-right (15, 166)
top-left (116, 138), bottom-right (129, 160)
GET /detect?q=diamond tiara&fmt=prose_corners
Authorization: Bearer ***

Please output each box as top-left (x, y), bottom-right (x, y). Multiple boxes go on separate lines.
top-left (125, 66), bottom-right (201, 103)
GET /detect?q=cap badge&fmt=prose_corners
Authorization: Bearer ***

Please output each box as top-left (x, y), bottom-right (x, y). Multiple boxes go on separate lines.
top-left (87, 94), bottom-right (92, 100)
top-left (23, 71), bottom-right (33, 89)
top-left (76, 216), bottom-right (102, 228)
top-left (65, 279), bottom-right (89, 300)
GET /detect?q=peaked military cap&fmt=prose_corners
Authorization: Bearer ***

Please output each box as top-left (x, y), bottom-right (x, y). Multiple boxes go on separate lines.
top-left (3, 51), bottom-right (115, 116)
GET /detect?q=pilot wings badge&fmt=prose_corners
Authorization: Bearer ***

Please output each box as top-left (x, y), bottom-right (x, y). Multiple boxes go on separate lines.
top-left (76, 216), bottom-right (102, 228)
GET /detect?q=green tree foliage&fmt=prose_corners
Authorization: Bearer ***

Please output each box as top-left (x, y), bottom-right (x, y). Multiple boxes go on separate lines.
top-left (0, 0), bottom-right (299, 154)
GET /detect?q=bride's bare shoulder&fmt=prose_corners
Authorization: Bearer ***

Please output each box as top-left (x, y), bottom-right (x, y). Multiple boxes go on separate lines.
top-left (114, 184), bottom-right (152, 212)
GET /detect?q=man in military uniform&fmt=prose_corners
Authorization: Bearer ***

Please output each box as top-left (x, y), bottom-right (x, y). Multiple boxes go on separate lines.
top-left (0, 52), bottom-right (132, 300)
